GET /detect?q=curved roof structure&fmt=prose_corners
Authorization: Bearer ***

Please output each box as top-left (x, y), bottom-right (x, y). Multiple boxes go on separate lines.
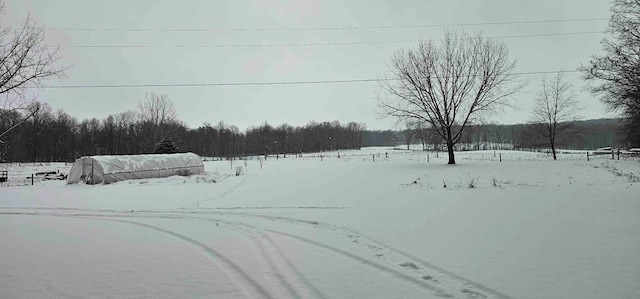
top-left (66, 153), bottom-right (204, 185)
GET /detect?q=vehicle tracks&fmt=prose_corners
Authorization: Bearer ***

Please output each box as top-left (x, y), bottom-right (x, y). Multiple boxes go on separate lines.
top-left (2, 207), bottom-right (513, 299)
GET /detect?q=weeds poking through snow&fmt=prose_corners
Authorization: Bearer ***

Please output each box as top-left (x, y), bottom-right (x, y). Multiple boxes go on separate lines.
top-left (468, 178), bottom-right (476, 188)
top-left (598, 163), bottom-right (640, 182)
top-left (492, 177), bottom-right (501, 188)
top-left (466, 175), bottom-right (478, 189)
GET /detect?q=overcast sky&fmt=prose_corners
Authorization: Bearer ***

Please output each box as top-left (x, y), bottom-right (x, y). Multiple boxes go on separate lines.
top-left (6, 0), bottom-right (613, 130)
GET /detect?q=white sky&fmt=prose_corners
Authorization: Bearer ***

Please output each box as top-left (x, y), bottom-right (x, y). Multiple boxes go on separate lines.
top-left (5, 0), bottom-right (614, 130)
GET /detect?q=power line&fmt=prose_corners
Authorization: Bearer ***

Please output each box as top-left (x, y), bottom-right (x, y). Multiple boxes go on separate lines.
top-left (39, 70), bottom-right (582, 89)
top-left (54, 31), bottom-right (605, 49)
top-left (55, 31), bottom-right (606, 50)
top-left (46, 17), bottom-right (608, 32)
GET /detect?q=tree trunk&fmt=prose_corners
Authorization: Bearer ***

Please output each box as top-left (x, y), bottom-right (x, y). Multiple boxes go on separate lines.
top-left (446, 141), bottom-right (455, 164)
top-left (446, 128), bottom-right (456, 164)
top-left (551, 140), bottom-right (557, 160)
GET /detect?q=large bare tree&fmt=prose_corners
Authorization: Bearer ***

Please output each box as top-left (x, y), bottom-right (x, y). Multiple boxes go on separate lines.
top-left (531, 72), bottom-right (582, 160)
top-left (378, 31), bottom-right (522, 164)
top-left (137, 92), bottom-right (179, 152)
top-left (580, 0), bottom-right (640, 147)
top-left (0, 0), bottom-right (64, 145)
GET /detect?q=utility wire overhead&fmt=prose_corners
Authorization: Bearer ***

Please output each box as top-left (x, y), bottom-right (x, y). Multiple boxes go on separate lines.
top-left (52, 31), bottom-right (605, 49)
top-left (38, 70), bottom-right (582, 89)
top-left (46, 17), bottom-right (608, 32)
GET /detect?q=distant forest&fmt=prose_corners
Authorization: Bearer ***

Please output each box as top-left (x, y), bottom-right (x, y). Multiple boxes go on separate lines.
top-left (368, 118), bottom-right (622, 151)
top-left (0, 101), bottom-right (366, 162)
top-left (0, 100), bottom-right (622, 162)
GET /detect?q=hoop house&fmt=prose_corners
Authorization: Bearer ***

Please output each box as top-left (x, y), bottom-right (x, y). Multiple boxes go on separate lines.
top-left (66, 153), bottom-right (204, 185)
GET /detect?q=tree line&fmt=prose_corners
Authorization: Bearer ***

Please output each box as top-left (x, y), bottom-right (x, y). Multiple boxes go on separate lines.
top-left (390, 118), bottom-right (620, 152)
top-left (0, 94), bottom-right (365, 162)
top-left (0, 90), bottom-right (620, 162)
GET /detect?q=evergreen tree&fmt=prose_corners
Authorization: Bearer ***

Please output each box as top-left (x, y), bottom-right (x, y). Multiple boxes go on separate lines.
top-left (155, 138), bottom-right (178, 154)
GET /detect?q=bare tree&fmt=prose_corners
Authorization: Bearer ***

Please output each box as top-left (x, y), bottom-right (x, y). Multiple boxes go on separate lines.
top-left (138, 93), bottom-right (177, 127)
top-left (0, 1), bottom-right (64, 104)
top-left (531, 72), bottom-right (582, 160)
top-left (137, 92), bottom-right (178, 152)
top-left (0, 0), bottom-right (64, 147)
top-left (580, 0), bottom-right (640, 147)
top-left (378, 31), bottom-right (522, 164)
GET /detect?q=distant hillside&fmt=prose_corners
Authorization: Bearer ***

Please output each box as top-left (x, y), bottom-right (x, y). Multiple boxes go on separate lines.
top-left (567, 118), bottom-right (621, 149)
top-left (362, 118), bottom-right (624, 150)
top-left (362, 130), bottom-right (402, 147)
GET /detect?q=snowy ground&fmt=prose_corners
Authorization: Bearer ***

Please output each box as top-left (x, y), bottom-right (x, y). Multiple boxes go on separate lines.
top-left (1, 148), bottom-right (639, 299)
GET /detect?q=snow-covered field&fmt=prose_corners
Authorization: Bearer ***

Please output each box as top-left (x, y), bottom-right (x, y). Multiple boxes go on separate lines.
top-left (1, 148), bottom-right (639, 299)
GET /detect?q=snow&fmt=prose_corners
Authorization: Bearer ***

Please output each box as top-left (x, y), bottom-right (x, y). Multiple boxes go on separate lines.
top-left (66, 152), bottom-right (205, 185)
top-left (1, 148), bottom-right (639, 299)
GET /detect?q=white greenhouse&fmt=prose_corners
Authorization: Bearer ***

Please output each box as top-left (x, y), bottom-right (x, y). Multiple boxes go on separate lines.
top-left (66, 153), bottom-right (204, 185)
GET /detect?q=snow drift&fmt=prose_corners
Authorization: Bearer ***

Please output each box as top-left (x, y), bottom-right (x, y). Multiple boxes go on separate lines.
top-left (66, 153), bottom-right (204, 185)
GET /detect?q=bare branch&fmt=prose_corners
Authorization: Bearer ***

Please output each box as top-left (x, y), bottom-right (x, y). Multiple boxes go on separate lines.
top-left (377, 30), bottom-right (522, 164)
top-left (0, 2), bottom-right (65, 107)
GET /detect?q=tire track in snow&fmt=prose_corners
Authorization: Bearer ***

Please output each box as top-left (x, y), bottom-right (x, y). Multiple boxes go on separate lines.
top-left (340, 228), bottom-right (514, 299)
top-left (2, 210), bottom-right (326, 299)
top-left (87, 217), bottom-right (277, 299)
top-left (192, 216), bottom-right (328, 299)
top-left (173, 210), bottom-right (513, 299)
top-left (190, 175), bottom-right (248, 208)
top-left (190, 214), bottom-right (448, 298)
top-left (11, 209), bottom-right (434, 298)
top-left (160, 212), bottom-right (448, 297)
top-left (2, 208), bottom-right (512, 298)
top-left (260, 233), bottom-right (329, 299)
top-left (1, 213), bottom-right (275, 299)
top-left (264, 229), bottom-right (455, 298)
top-left (192, 206), bottom-right (350, 210)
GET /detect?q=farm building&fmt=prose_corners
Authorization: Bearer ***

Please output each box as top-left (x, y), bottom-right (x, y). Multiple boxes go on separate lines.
top-left (66, 153), bottom-right (204, 185)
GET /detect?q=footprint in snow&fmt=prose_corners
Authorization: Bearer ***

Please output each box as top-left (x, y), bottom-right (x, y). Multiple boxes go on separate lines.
top-left (461, 288), bottom-right (487, 299)
top-left (367, 244), bottom-right (382, 251)
top-left (421, 275), bottom-right (438, 283)
top-left (399, 262), bottom-right (419, 270)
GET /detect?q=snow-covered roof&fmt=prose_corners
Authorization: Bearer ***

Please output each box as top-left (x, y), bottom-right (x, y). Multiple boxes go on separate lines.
top-left (67, 152), bottom-right (204, 185)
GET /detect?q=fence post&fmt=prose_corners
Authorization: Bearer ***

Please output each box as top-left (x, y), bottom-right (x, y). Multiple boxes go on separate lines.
top-left (611, 149), bottom-right (614, 160)
top-left (499, 153), bottom-right (502, 162)
top-left (617, 149), bottom-right (620, 160)
top-left (31, 174), bottom-right (34, 185)
top-left (373, 154), bottom-right (375, 162)
top-left (427, 154), bottom-right (429, 163)
top-left (587, 152), bottom-right (590, 161)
